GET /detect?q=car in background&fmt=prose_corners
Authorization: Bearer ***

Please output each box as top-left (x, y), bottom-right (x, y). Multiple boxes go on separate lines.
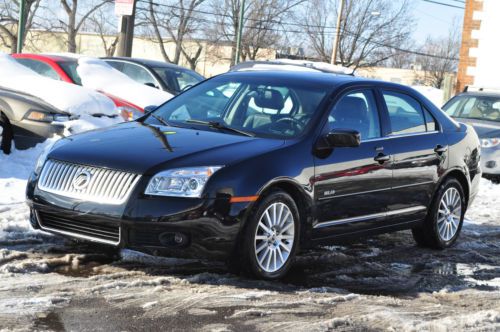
top-left (0, 86), bottom-right (70, 154)
top-left (443, 86), bottom-right (500, 183)
top-left (12, 54), bottom-right (142, 121)
top-left (102, 57), bottom-right (204, 95)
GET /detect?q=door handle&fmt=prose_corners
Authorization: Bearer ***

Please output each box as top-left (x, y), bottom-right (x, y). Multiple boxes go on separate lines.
top-left (374, 153), bottom-right (391, 164)
top-left (434, 145), bottom-right (448, 154)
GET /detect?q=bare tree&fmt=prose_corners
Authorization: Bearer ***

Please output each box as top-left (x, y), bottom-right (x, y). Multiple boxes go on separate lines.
top-left (210, 0), bottom-right (305, 65)
top-left (302, 0), bottom-right (415, 69)
top-left (0, 0), bottom-right (41, 53)
top-left (417, 22), bottom-right (460, 88)
top-left (85, 3), bottom-right (118, 56)
top-left (136, 0), bottom-right (205, 67)
top-left (56, 0), bottom-right (112, 52)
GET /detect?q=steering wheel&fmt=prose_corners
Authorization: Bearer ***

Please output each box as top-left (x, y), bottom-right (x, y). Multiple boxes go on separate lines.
top-left (275, 117), bottom-right (304, 134)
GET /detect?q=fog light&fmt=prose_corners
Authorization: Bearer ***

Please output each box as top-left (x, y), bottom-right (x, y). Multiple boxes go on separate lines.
top-left (158, 232), bottom-right (189, 247)
top-left (174, 233), bottom-right (184, 244)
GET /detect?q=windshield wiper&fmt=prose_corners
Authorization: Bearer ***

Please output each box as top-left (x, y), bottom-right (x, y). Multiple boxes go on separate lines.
top-left (148, 113), bottom-right (171, 127)
top-left (185, 120), bottom-right (255, 137)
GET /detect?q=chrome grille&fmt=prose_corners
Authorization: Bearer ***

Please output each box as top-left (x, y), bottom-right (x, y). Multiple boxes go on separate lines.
top-left (38, 159), bottom-right (141, 204)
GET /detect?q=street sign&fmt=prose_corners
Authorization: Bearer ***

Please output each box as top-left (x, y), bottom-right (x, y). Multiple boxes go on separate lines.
top-left (115, 0), bottom-right (135, 16)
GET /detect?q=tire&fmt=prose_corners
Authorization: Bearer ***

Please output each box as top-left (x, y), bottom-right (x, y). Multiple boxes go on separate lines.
top-left (412, 178), bottom-right (466, 249)
top-left (238, 190), bottom-right (300, 280)
top-left (0, 112), bottom-right (13, 155)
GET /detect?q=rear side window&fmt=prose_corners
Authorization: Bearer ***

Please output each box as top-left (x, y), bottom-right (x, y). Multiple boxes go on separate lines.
top-left (16, 58), bottom-right (61, 81)
top-left (382, 91), bottom-right (427, 135)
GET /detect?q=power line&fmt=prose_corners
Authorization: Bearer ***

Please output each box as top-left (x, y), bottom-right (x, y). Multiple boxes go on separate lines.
top-left (420, 0), bottom-right (464, 9)
top-left (137, 1), bottom-right (459, 61)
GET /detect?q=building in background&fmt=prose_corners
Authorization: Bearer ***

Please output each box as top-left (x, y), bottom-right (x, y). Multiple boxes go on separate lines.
top-left (457, 0), bottom-right (500, 92)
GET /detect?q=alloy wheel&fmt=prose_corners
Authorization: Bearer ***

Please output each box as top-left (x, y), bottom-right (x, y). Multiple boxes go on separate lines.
top-left (437, 187), bottom-right (462, 241)
top-left (254, 202), bottom-right (295, 273)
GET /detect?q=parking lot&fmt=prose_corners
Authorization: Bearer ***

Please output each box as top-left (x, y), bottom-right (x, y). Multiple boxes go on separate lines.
top-left (1, 167), bottom-right (498, 331)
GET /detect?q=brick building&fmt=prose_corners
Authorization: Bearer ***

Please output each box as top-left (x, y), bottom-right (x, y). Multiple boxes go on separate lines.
top-left (456, 0), bottom-right (500, 93)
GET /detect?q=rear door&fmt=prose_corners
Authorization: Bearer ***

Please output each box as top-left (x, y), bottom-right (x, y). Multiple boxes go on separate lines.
top-left (379, 89), bottom-right (448, 224)
top-left (313, 88), bottom-right (393, 238)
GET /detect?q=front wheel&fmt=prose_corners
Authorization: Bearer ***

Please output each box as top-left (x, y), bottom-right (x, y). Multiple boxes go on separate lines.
top-left (412, 178), bottom-right (465, 249)
top-left (239, 190), bottom-right (300, 280)
top-left (0, 112), bottom-right (13, 155)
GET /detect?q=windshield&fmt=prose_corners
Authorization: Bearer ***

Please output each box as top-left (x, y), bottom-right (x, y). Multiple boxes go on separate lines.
top-left (443, 95), bottom-right (500, 122)
top-left (58, 60), bottom-right (82, 85)
top-left (144, 76), bottom-right (330, 138)
top-left (151, 66), bottom-right (204, 94)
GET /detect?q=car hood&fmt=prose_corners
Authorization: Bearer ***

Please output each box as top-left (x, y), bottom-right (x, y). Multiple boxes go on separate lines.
top-left (455, 118), bottom-right (500, 138)
top-left (49, 121), bottom-right (285, 174)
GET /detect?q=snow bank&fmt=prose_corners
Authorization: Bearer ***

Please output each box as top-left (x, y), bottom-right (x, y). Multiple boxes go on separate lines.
top-left (77, 57), bottom-right (173, 109)
top-left (0, 53), bottom-right (117, 116)
top-left (411, 85), bottom-right (445, 107)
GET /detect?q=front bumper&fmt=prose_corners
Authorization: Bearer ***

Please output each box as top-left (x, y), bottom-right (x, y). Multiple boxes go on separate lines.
top-left (12, 120), bottom-right (65, 149)
top-left (481, 146), bottom-right (500, 176)
top-left (26, 176), bottom-right (250, 260)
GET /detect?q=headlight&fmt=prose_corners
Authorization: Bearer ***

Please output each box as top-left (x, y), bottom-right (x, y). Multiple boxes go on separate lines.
top-left (118, 106), bottom-right (143, 121)
top-left (25, 110), bottom-right (70, 123)
top-left (145, 166), bottom-right (223, 198)
top-left (481, 138), bottom-right (500, 148)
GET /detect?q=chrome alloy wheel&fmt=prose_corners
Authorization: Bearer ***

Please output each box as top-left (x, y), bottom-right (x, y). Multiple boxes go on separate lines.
top-left (437, 187), bottom-right (462, 241)
top-left (254, 202), bottom-right (295, 273)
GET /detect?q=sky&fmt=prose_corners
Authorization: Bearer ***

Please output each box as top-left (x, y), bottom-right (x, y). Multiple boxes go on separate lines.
top-left (413, 0), bottom-right (465, 42)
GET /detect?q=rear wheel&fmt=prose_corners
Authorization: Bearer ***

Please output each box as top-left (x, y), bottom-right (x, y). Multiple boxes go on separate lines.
top-left (412, 178), bottom-right (465, 249)
top-left (239, 190), bottom-right (300, 279)
top-left (0, 112), bottom-right (13, 155)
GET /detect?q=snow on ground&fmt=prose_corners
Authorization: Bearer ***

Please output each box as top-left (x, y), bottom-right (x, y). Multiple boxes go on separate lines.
top-left (0, 53), bottom-right (117, 117)
top-left (0, 141), bottom-right (499, 330)
top-left (77, 57), bottom-right (173, 109)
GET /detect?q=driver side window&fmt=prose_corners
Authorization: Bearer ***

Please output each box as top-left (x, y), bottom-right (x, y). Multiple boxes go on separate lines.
top-left (329, 90), bottom-right (381, 141)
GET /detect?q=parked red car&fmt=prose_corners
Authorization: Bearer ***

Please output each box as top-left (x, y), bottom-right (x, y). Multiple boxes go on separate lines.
top-left (12, 54), bottom-right (143, 120)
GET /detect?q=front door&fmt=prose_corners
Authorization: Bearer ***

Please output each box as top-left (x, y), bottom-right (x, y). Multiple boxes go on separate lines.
top-left (313, 88), bottom-right (393, 239)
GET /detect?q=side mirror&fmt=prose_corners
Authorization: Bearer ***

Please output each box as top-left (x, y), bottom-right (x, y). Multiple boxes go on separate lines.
top-left (324, 129), bottom-right (361, 148)
top-left (144, 105), bottom-right (158, 114)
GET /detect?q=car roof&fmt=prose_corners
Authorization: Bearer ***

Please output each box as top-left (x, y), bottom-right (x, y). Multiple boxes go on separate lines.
top-left (12, 53), bottom-right (76, 63)
top-left (457, 91), bottom-right (500, 98)
top-left (101, 57), bottom-right (191, 70)
top-left (217, 70), bottom-right (406, 90)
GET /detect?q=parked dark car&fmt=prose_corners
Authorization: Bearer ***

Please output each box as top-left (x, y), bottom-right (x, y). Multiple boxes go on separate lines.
top-left (442, 87), bottom-right (499, 183)
top-left (26, 71), bottom-right (481, 279)
top-left (102, 57), bottom-right (204, 95)
top-left (0, 86), bottom-right (69, 154)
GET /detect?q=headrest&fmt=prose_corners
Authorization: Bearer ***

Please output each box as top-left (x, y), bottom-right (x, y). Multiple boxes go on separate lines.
top-left (333, 96), bottom-right (368, 121)
top-left (253, 89), bottom-right (284, 110)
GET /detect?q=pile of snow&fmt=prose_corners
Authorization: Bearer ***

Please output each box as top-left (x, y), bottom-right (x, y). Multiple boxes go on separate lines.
top-left (77, 57), bottom-right (173, 109)
top-left (0, 53), bottom-right (117, 117)
top-left (412, 85), bottom-right (445, 107)
top-left (234, 59), bottom-right (355, 75)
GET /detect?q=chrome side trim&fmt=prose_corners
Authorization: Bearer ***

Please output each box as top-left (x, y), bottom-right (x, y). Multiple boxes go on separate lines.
top-left (317, 181), bottom-right (434, 201)
top-left (362, 131), bottom-right (440, 143)
top-left (35, 210), bottom-right (121, 246)
top-left (314, 205), bottom-right (427, 229)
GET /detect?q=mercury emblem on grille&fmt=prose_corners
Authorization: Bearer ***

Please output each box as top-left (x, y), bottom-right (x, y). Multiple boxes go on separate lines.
top-left (72, 170), bottom-right (92, 190)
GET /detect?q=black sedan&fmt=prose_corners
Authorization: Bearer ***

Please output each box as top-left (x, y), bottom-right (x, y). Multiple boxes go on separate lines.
top-left (26, 71), bottom-right (481, 279)
top-left (102, 57), bottom-right (204, 95)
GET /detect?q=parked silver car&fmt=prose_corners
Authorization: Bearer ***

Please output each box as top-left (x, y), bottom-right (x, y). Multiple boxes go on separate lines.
top-left (0, 86), bottom-right (70, 154)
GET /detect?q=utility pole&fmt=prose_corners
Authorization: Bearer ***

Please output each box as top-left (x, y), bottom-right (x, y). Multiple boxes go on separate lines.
top-left (330, 0), bottom-right (344, 65)
top-left (116, 0), bottom-right (137, 57)
top-left (234, 0), bottom-right (246, 65)
top-left (16, 0), bottom-right (26, 53)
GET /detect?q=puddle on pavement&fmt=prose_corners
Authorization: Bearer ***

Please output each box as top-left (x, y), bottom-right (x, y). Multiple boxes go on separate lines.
top-left (53, 254), bottom-right (118, 277)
